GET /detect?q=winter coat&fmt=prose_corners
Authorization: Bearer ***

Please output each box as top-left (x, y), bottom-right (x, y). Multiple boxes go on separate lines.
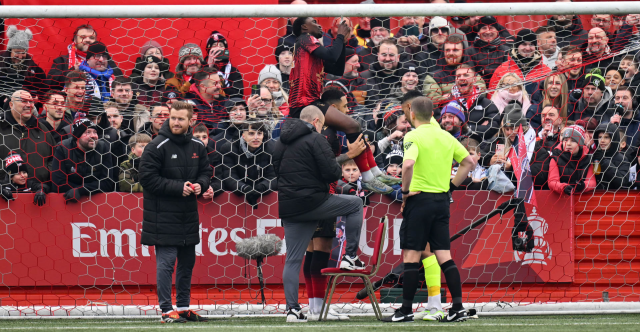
top-left (407, 42), bottom-right (443, 75)
top-left (46, 54), bottom-right (121, 91)
top-left (129, 56), bottom-right (174, 80)
top-left (184, 84), bottom-right (233, 130)
top-left (138, 121), bottom-right (212, 247)
top-left (568, 86), bottom-right (614, 124)
top-left (38, 112), bottom-right (74, 144)
top-left (464, 37), bottom-right (511, 82)
top-left (423, 56), bottom-right (486, 105)
top-left (445, 93), bottom-right (502, 140)
top-left (361, 63), bottom-right (403, 107)
top-left (118, 153), bottom-right (143, 193)
top-left (548, 144), bottom-right (596, 195)
top-left (0, 110), bottom-right (56, 184)
top-left (217, 138), bottom-right (277, 195)
top-left (0, 51), bottom-right (47, 99)
top-left (1, 176), bottom-right (46, 193)
top-left (488, 50), bottom-right (551, 98)
top-left (592, 122), bottom-right (630, 190)
top-left (51, 136), bottom-right (115, 194)
top-left (273, 118), bottom-right (342, 218)
top-left (132, 78), bottom-right (166, 107)
top-left (547, 16), bottom-right (588, 49)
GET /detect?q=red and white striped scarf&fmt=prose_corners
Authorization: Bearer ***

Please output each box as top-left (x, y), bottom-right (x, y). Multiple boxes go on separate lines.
top-left (67, 43), bottom-right (87, 70)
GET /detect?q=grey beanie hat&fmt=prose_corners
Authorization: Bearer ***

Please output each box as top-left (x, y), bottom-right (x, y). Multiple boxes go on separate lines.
top-left (502, 101), bottom-right (528, 129)
top-left (258, 65), bottom-right (283, 85)
top-left (178, 43), bottom-right (203, 63)
top-left (6, 26), bottom-right (33, 52)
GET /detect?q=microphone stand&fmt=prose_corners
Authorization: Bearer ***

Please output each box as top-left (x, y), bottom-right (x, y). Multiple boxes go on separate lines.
top-left (256, 256), bottom-right (266, 305)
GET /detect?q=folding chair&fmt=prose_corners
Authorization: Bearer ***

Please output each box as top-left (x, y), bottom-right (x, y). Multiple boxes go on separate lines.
top-left (318, 216), bottom-right (387, 321)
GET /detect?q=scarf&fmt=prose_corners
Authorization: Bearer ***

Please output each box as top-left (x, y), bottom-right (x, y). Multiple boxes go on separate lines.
top-left (214, 60), bottom-right (233, 88)
top-left (239, 136), bottom-right (260, 159)
top-left (451, 84), bottom-right (479, 111)
top-left (492, 89), bottom-right (531, 114)
top-left (79, 61), bottom-right (114, 102)
top-left (67, 43), bottom-right (87, 70)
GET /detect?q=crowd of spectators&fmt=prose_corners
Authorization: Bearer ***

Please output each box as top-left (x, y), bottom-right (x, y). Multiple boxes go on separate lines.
top-left (3, 0), bottom-right (640, 206)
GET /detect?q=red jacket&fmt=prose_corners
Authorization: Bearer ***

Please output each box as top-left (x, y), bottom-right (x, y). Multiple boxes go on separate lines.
top-left (488, 55), bottom-right (551, 99)
top-left (548, 145), bottom-right (596, 195)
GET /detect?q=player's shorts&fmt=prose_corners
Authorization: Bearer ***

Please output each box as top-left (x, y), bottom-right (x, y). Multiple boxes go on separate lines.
top-left (400, 192), bottom-right (451, 251)
top-left (313, 218), bottom-right (336, 239)
top-left (289, 100), bottom-right (331, 119)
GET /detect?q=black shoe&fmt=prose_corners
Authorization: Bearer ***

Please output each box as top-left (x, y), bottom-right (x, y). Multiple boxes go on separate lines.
top-left (340, 255), bottom-right (366, 270)
top-left (382, 309), bottom-right (414, 323)
top-left (439, 308), bottom-right (467, 323)
top-left (179, 309), bottom-right (208, 322)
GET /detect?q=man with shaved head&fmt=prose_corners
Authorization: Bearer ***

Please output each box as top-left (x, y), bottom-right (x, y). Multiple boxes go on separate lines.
top-left (584, 28), bottom-right (615, 72)
top-left (0, 89), bottom-right (56, 183)
top-left (274, 105), bottom-right (366, 323)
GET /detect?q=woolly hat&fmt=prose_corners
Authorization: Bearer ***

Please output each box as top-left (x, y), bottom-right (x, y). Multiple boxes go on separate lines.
top-left (6, 26), bottom-right (32, 52)
top-left (134, 55), bottom-right (169, 75)
top-left (206, 31), bottom-right (228, 55)
top-left (86, 42), bottom-right (110, 60)
top-left (476, 16), bottom-right (498, 30)
top-left (274, 42), bottom-right (294, 63)
top-left (515, 28), bottom-right (537, 48)
top-left (72, 117), bottom-right (97, 139)
top-left (397, 61), bottom-right (422, 78)
top-left (386, 148), bottom-right (404, 166)
top-left (4, 151), bottom-right (29, 176)
top-left (258, 65), bottom-right (283, 85)
top-left (440, 101), bottom-right (466, 123)
top-left (370, 17), bottom-right (391, 31)
top-left (502, 101), bottom-right (528, 129)
top-left (383, 104), bottom-right (404, 128)
top-left (582, 68), bottom-right (606, 92)
top-left (140, 40), bottom-right (163, 58)
top-left (562, 124), bottom-right (586, 146)
top-left (178, 43), bottom-right (204, 63)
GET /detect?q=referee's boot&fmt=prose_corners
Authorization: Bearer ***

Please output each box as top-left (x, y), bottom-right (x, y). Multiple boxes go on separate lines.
top-left (362, 178), bottom-right (393, 194)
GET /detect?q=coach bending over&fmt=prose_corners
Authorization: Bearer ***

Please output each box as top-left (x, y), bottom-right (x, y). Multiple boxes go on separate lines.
top-left (139, 101), bottom-right (212, 324)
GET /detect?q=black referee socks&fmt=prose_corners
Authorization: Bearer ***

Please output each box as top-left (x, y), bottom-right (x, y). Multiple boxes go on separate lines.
top-left (401, 262), bottom-right (421, 314)
top-left (440, 259), bottom-right (463, 311)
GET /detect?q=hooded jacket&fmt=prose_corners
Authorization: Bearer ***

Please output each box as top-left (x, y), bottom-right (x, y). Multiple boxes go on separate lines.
top-left (217, 138), bottom-right (277, 195)
top-left (0, 51), bottom-right (47, 99)
top-left (547, 16), bottom-right (588, 49)
top-left (0, 110), bottom-right (56, 184)
top-left (444, 93), bottom-right (501, 141)
top-left (273, 118), bottom-right (342, 218)
top-left (548, 142), bottom-right (596, 195)
top-left (592, 122), bottom-right (630, 190)
top-left (184, 84), bottom-right (233, 130)
top-left (569, 86), bottom-right (614, 124)
top-left (488, 49), bottom-right (551, 98)
top-left (464, 36), bottom-right (511, 82)
top-left (138, 120), bottom-right (212, 247)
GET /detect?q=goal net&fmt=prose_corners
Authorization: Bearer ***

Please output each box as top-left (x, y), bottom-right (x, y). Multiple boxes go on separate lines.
top-left (1, 1), bottom-right (640, 317)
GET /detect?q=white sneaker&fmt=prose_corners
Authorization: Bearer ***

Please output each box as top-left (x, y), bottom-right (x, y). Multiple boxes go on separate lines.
top-left (286, 308), bottom-right (307, 323)
top-left (329, 308), bottom-right (350, 320)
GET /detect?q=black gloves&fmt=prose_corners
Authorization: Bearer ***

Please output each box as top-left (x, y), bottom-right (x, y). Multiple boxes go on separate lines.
top-left (335, 182), bottom-right (357, 195)
top-left (64, 188), bottom-right (85, 202)
top-left (1, 187), bottom-right (13, 201)
top-left (574, 180), bottom-right (586, 193)
top-left (512, 221), bottom-right (534, 252)
top-left (449, 180), bottom-right (458, 204)
top-left (591, 149), bottom-right (604, 162)
top-left (33, 190), bottom-right (46, 206)
top-left (246, 193), bottom-right (260, 209)
top-left (240, 184), bottom-right (253, 195)
top-left (563, 185), bottom-right (575, 195)
top-left (570, 89), bottom-right (583, 101)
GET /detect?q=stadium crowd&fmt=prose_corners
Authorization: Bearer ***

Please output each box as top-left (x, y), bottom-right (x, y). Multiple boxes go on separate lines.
top-left (2, 0), bottom-right (640, 207)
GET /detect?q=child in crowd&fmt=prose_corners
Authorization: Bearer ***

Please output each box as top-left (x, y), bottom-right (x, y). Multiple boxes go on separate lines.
top-left (0, 152), bottom-right (48, 205)
top-left (460, 138), bottom-right (488, 190)
top-left (336, 159), bottom-right (370, 204)
top-left (119, 133), bottom-right (152, 193)
top-left (592, 123), bottom-right (629, 191)
top-left (548, 125), bottom-right (596, 195)
top-left (384, 149), bottom-right (403, 201)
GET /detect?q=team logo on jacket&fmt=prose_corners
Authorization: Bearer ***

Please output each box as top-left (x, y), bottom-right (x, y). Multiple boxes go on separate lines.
top-left (171, 154), bottom-right (177, 159)
top-left (192, 153), bottom-right (199, 159)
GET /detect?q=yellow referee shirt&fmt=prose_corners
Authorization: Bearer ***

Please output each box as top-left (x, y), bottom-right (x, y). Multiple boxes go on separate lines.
top-left (403, 122), bottom-right (469, 193)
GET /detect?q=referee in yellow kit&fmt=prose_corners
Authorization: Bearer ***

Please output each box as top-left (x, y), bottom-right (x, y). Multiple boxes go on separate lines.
top-left (382, 97), bottom-right (476, 323)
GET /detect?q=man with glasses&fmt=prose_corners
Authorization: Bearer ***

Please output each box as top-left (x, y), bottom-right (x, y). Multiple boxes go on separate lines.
top-left (0, 90), bottom-right (56, 184)
top-left (38, 90), bottom-right (73, 144)
top-left (138, 104), bottom-right (170, 138)
top-left (78, 42), bottom-right (123, 102)
top-left (184, 67), bottom-right (232, 130)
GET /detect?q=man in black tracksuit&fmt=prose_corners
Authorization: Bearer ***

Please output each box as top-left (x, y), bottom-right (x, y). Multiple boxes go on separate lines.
top-left (139, 101), bottom-right (211, 324)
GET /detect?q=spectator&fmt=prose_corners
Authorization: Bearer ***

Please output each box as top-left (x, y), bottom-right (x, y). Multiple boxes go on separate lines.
top-left (459, 137), bottom-right (488, 190)
top-left (591, 14), bottom-right (633, 52)
top-left (0, 26), bottom-right (46, 100)
top-left (569, 69), bottom-right (614, 124)
top-left (205, 31), bottom-right (245, 99)
top-left (165, 43), bottom-right (204, 97)
top-left (109, 77), bottom-right (139, 134)
top-left (464, 16), bottom-right (512, 81)
top-left (609, 86), bottom-right (640, 150)
top-left (447, 64), bottom-right (501, 140)
top-left (450, 15), bottom-right (482, 43)
top-left (130, 41), bottom-right (174, 80)
top-left (527, 74), bottom-right (568, 131)
top-left (604, 64), bottom-right (626, 91)
top-left (47, 24), bottom-right (121, 91)
top-left (258, 65), bottom-right (289, 114)
top-left (247, 86), bottom-right (282, 135)
top-left (192, 123), bottom-right (216, 152)
top-left (211, 98), bottom-right (247, 144)
top-left (77, 42), bottom-right (123, 102)
top-left (546, 12), bottom-right (588, 49)
top-left (323, 17), bottom-right (360, 52)
top-left (0, 152), bottom-right (48, 205)
top-left (383, 149), bottom-right (403, 201)
top-left (491, 73), bottom-right (532, 115)
top-left (592, 122), bottom-right (629, 190)
top-left (583, 28), bottom-right (614, 72)
top-left (489, 29), bottom-right (551, 97)
top-left (38, 90), bottom-right (73, 144)
top-left (335, 159), bottom-right (371, 205)
top-left (620, 55), bottom-right (640, 91)
top-left (423, 35), bottom-right (485, 104)
top-left (556, 46), bottom-right (584, 92)
top-left (375, 104), bottom-right (411, 166)
top-left (218, 122), bottom-right (277, 207)
top-left (184, 67), bottom-right (232, 130)
top-left (386, 62), bottom-right (422, 104)
top-left (0, 90), bottom-right (55, 184)
top-left (354, 16), bottom-right (392, 50)
top-left (118, 133), bottom-right (151, 193)
top-left (530, 105), bottom-right (566, 190)
top-left (536, 26), bottom-right (560, 69)
top-left (358, 28), bottom-right (399, 72)
top-left (51, 118), bottom-right (115, 200)
top-left (439, 101), bottom-right (471, 139)
top-left (138, 104), bottom-right (170, 138)
top-left (361, 39), bottom-right (404, 106)
top-left (192, 123), bottom-right (222, 199)
top-left (613, 14), bottom-right (640, 52)
top-left (275, 43), bottom-right (294, 92)
top-left (63, 70), bottom-right (104, 116)
top-left (402, 16), bottom-right (451, 75)
top-left (548, 125), bottom-right (596, 195)
top-left (132, 55), bottom-right (168, 108)
top-left (325, 48), bottom-right (368, 108)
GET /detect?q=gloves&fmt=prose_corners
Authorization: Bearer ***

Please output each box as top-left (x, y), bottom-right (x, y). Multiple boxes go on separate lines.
top-left (591, 149), bottom-right (604, 162)
top-left (335, 182), bottom-right (357, 195)
top-left (570, 89), bottom-right (583, 101)
top-left (563, 185), bottom-right (575, 195)
top-left (1, 187), bottom-right (13, 201)
top-left (449, 181), bottom-right (458, 204)
top-left (512, 222), bottom-right (534, 252)
top-left (64, 188), bottom-right (84, 202)
top-left (246, 192), bottom-right (260, 208)
top-left (574, 180), bottom-right (586, 193)
top-left (33, 190), bottom-right (46, 206)
top-left (240, 184), bottom-right (253, 195)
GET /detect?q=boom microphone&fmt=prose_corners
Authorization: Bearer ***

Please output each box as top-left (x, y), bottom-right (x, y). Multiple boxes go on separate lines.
top-left (236, 234), bottom-right (283, 305)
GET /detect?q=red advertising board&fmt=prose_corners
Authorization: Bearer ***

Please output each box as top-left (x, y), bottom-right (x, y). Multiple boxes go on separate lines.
top-left (0, 191), bottom-right (573, 287)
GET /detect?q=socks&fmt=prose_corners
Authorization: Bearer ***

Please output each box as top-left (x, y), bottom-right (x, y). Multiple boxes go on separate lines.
top-left (310, 251), bottom-right (330, 307)
top-left (440, 259), bottom-right (463, 311)
top-left (176, 307), bottom-right (189, 312)
top-left (422, 255), bottom-right (442, 311)
top-left (361, 170), bottom-right (374, 182)
top-left (312, 298), bottom-right (324, 314)
top-left (366, 146), bottom-right (379, 174)
top-left (370, 166), bottom-right (383, 177)
top-left (346, 132), bottom-right (371, 173)
top-left (303, 251), bottom-right (314, 300)
top-left (401, 262), bottom-right (421, 315)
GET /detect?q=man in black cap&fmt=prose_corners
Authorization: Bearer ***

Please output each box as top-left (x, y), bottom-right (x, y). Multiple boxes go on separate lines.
top-left (205, 31), bottom-right (244, 99)
top-left (569, 69), bottom-right (614, 124)
top-left (489, 28), bottom-right (551, 97)
top-left (78, 41), bottom-right (123, 102)
top-left (51, 117), bottom-right (115, 201)
top-left (464, 16), bottom-right (514, 81)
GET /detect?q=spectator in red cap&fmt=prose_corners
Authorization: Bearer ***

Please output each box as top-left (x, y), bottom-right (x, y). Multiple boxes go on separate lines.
top-left (205, 31), bottom-right (245, 99)
top-left (1, 151), bottom-right (48, 206)
top-left (464, 16), bottom-right (514, 81)
top-left (130, 40), bottom-right (174, 80)
top-left (548, 124), bottom-right (596, 195)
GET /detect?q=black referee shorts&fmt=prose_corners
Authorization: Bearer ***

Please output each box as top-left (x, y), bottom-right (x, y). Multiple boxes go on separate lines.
top-left (313, 218), bottom-right (337, 239)
top-left (289, 100), bottom-right (331, 119)
top-left (400, 192), bottom-right (451, 251)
